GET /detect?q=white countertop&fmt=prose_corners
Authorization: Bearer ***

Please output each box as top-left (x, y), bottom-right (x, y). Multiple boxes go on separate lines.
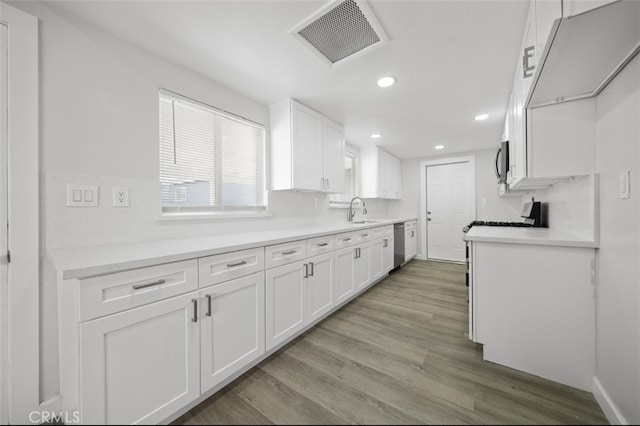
top-left (49, 217), bottom-right (416, 280)
top-left (464, 226), bottom-right (599, 248)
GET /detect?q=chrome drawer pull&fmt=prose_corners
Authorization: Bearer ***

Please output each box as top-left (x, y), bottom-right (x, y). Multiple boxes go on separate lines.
top-left (303, 263), bottom-right (309, 278)
top-left (343, 238), bottom-right (352, 242)
top-left (309, 262), bottom-right (314, 277)
top-left (226, 260), bottom-right (247, 268)
top-left (282, 250), bottom-right (296, 255)
top-left (132, 279), bottom-right (166, 290)
top-left (318, 243), bottom-right (329, 247)
top-left (361, 233), bottom-right (369, 237)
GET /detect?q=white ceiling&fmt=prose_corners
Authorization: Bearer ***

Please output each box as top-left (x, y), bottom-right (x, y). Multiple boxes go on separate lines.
top-left (47, 0), bottom-right (529, 160)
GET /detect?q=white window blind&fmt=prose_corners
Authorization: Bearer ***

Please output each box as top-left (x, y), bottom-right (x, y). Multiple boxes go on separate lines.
top-left (159, 90), bottom-right (267, 214)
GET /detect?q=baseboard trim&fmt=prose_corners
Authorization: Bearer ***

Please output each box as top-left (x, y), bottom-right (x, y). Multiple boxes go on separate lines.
top-left (592, 376), bottom-right (628, 425)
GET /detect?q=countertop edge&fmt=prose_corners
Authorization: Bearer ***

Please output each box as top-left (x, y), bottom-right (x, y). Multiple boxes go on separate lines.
top-left (50, 217), bottom-right (416, 280)
top-left (464, 234), bottom-right (599, 248)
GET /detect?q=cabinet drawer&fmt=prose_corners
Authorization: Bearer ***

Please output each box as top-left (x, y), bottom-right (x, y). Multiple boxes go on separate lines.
top-left (307, 235), bottom-right (334, 257)
top-left (79, 260), bottom-right (198, 322)
top-left (405, 220), bottom-right (417, 231)
top-left (265, 240), bottom-right (307, 269)
top-left (371, 225), bottom-right (393, 238)
top-left (199, 247), bottom-right (264, 288)
top-left (334, 231), bottom-right (362, 249)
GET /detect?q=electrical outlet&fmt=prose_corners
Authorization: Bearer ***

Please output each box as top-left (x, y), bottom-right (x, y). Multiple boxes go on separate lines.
top-left (113, 187), bottom-right (130, 207)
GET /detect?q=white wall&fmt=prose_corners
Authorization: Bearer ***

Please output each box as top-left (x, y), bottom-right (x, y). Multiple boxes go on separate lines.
top-left (388, 149), bottom-right (523, 258)
top-left (8, 1), bottom-right (391, 403)
top-left (593, 53), bottom-right (640, 424)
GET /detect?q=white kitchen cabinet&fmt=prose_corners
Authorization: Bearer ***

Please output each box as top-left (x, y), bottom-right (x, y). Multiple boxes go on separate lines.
top-left (360, 146), bottom-right (402, 199)
top-left (306, 252), bottom-right (335, 324)
top-left (382, 235), bottom-right (394, 273)
top-left (79, 291), bottom-right (200, 425)
top-left (563, 0), bottom-right (617, 16)
top-left (334, 245), bottom-right (356, 305)
top-left (270, 98), bottom-right (344, 193)
top-left (200, 272), bottom-right (265, 393)
top-left (354, 242), bottom-right (371, 290)
top-left (265, 260), bottom-right (307, 350)
top-left (472, 241), bottom-right (595, 391)
top-left (404, 220), bottom-right (417, 262)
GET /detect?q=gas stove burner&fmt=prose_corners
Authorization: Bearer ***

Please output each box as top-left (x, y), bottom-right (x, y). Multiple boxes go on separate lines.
top-left (463, 220), bottom-right (533, 233)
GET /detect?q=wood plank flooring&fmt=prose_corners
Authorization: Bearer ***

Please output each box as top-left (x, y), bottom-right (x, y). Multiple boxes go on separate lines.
top-left (173, 260), bottom-right (608, 425)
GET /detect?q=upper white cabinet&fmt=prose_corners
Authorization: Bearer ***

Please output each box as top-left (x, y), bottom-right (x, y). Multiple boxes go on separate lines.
top-left (360, 146), bottom-right (402, 199)
top-left (562, 0), bottom-right (618, 20)
top-left (270, 99), bottom-right (344, 193)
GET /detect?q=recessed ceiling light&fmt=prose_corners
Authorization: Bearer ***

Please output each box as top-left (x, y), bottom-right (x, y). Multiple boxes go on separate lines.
top-left (371, 133), bottom-right (381, 139)
top-left (377, 76), bottom-right (396, 88)
top-left (435, 145), bottom-right (444, 150)
top-left (475, 114), bottom-right (489, 121)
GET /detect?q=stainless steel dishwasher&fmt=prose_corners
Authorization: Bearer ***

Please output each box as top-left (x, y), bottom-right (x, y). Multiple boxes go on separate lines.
top-left (393, 222), bottom-right (405, 268)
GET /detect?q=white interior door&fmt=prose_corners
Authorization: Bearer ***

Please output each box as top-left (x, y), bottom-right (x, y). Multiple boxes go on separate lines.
top-left (0, 22), bottom-right (8, 426)
top-left (426, 161), bottom-right (472, 262)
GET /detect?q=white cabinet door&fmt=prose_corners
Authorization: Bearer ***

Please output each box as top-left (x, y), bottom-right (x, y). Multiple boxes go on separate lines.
top-left (370, 238), bottom-right (385, 282)
top-left (291, 102), bottom-right (323, 191)
top-left (200, 272), bottom-right (265, 393)
top-left (79, 292), bottom-right (200, 425)
top-left (391, 156), bottom-right (402, 199)
top-left (334, 246), bottom-right (356, 305)
top-left (307, 252), bottom-right (334, 323)
top-left (321, 118), bottom-right (345, 193)
top-left (405, 229), bottom-right (417, 261)
top-left (382, 236), bottom-right (394, 273)
top-left (265, 260), bottom-right (307, 350)
top-left (354, 243), bottom-right (371, 290)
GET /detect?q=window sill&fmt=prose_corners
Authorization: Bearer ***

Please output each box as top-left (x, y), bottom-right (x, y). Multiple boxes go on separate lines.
top-left (157, 211), bottom-right (272, 222)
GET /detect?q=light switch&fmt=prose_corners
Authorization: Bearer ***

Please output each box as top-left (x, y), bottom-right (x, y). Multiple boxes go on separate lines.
top-left (67, 184), bottom-right (99, 207)
top-left (619, 171), bottom-right (630, 199)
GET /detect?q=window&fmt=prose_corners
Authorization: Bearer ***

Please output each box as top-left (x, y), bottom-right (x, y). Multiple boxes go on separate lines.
top-left (330, 150), bottom-right (358, 207)
top-left (159, 90), bottom-right (267, 215)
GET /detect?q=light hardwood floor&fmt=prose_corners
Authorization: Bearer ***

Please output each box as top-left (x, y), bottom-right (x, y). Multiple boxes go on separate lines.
top-left (174, 260), bottom-right (608, 425)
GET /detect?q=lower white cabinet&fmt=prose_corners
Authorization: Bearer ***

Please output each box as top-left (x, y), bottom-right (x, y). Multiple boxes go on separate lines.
top-left (60, 221), bottom-right (407, 424)
top-left (372, 236), bottom-right (395, 281)
top-left (354, 242), bottom-right (371, 290)
top-left (79, 291), bottom-right (200, 425)
top-left (265, 260), bottom-right (307, 350)
top-left (307, 252), bottom-right (334, 324)
top-left (265, 252), bottom-right (336, 350)
top-left (200, 272), bottom-right (265, 393)
top-left (405, 222), bottom-right (418, 261)
top-left (334, 245), bottom-right (356, 305)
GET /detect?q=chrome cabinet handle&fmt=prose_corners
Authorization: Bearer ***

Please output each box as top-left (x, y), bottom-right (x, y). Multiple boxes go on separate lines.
top-left (226, 260), bottom-right (247, 268)
top-left (343, 238), bottom-right (351, 242)
top-left (282, 250), bottom-right (296, 256)
top-left (303, 263), bottom-right (309, 278)
top-left (326, 179), bottom-right (329, 188)
top-left (192, 299), bottom-right (198, 323)
top-left (361, 233), bottom-right (368, 237)
top-left (383, 239), bottom-right (388, 248)
top-left (206, 294), bottom-right (212, 317)
top-left (132, 279), bottom-right (166, 290)
top-left (318, 242), bottom-right (329, 247)
top-left (353, 248), bottom-right (358, 259)
top-left (411, 231), bottom-right (415, 237)
top-left (309, 262), bottom-right (314, 277)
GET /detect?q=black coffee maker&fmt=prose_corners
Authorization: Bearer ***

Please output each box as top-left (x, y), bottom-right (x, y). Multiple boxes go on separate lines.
top-left (520, 199), bottom-right (547, 227)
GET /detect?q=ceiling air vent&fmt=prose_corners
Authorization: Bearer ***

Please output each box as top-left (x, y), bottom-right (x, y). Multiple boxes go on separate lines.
top-left (290, 0), bottom-right (388, 67)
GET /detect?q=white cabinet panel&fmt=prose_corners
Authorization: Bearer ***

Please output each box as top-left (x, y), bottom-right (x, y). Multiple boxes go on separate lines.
top-left (198, 247), bottom-right (264, 288)
top-left (307, 252), bottom-right (334, 323)
top-left (354, 243), bottom-right (371, 290)
top-left (270, 98), bottom-right (344, 193)
top-left (360, 146), bottom-right (402, 199)
top-left (322, 118), bottom-right (345, 193)
top-left (382, 236), bottom-right (394, 273)
top-left (370, 238), bottom-right (385, 283)
top-left (265, 239), bottom-right (306, 269)
top-left (79, 260), bottom-right (198, 321)
top-left (200, 272), bottom-right (265, 393)
top-left (334, 246), bottom-right (356, 305)
top-left (265, 260), bottom-right (307, 350)
top-left (291, 102), bottom-right (323, 191)
top-left (79, 292), bottom-right (200, 425)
